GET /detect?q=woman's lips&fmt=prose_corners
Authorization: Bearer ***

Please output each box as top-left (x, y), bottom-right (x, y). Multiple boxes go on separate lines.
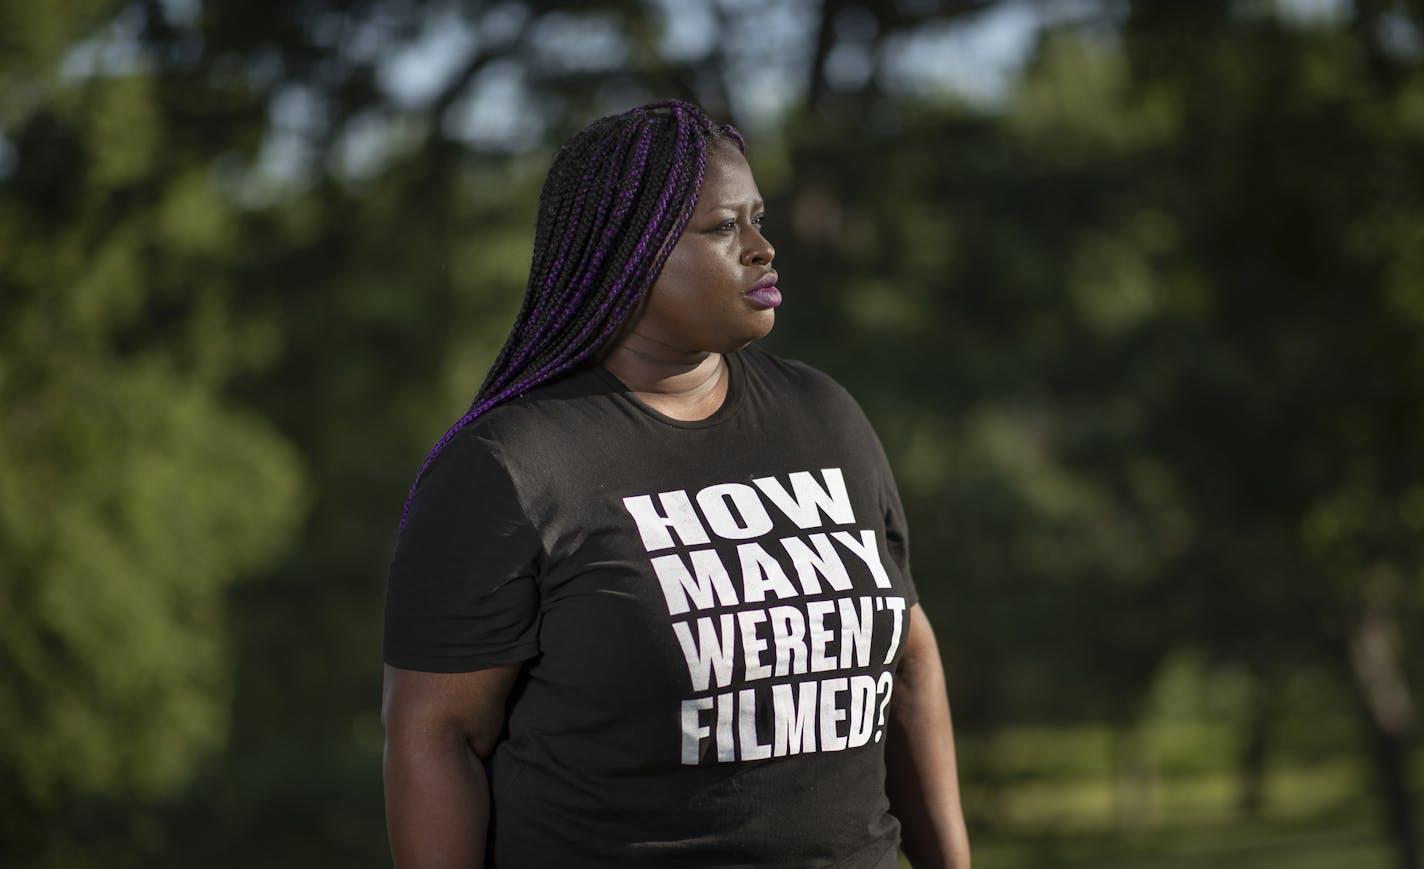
top-left (745, 285), bottom-right (782, 309)
top-left (746, 273), bottom-right (782, 309)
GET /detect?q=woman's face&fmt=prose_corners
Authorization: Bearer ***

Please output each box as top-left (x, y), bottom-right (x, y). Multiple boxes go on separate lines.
top-left (630, 142), bottom-right (778, 355)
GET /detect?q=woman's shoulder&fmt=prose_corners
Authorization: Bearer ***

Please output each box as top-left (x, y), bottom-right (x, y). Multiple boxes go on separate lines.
top-left (465, 365), bottom-right (619, 433)
top-left (420, 366), bottom-right (617, 470)
top-left (738, 345), bottom-right (863, 410)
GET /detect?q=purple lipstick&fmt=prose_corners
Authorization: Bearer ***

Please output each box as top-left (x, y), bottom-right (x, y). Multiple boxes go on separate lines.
top-left (745, 272), bottom-right (782, 309)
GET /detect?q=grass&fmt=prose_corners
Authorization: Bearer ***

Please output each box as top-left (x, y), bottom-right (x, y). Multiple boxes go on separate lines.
top-left (906, 720), bottom-right (1416, 868)
top-left (967, 816), bottom-right (1392, 868)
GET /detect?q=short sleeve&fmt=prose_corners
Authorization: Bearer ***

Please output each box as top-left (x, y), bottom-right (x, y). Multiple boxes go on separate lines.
top-left (384, 431), bottom-right (543, 672)
top-left (880, 467), bottom-right (919, 609)
top-left (832, 373), bottom-right (919, 609)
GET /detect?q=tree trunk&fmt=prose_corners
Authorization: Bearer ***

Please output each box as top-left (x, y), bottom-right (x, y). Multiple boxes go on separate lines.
top-left (1346, 607), bottom-right (1419, 869)
top-left (805, 0), bottom-right (844, 113)
top-left (1237, 669), bottom-right (1275, 818)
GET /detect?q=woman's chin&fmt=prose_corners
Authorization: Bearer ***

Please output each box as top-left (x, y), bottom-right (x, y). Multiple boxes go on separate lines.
top-left (726, 313), bottom-right (775, 351)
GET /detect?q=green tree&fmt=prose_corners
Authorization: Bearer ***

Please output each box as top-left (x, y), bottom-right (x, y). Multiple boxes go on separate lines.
top-left (772, 2), bottom-right (1424, 864)
top-left (0, 3), bottom-right (305, 862)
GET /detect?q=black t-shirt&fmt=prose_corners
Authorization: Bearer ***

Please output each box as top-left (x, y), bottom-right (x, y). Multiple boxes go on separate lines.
top-left (386, 347), bottom-right (918, 868)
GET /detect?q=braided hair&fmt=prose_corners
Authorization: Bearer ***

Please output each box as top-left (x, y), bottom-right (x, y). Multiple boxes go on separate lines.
top-left (400, 100), bottom-right (744, 528)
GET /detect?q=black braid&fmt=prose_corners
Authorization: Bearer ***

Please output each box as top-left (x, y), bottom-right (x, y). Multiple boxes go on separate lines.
top-left (400, 100), bottom-right (744, 529)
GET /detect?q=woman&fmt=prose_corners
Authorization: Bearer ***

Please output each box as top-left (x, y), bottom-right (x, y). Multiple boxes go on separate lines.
top-left (383, 100), bottom-right (971, 868)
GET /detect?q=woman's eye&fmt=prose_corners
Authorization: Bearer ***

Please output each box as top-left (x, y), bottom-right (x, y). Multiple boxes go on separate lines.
top-left (710, 215), bottom-right (765, 232)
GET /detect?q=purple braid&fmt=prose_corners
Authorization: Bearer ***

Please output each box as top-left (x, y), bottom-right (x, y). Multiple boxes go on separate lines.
top-left (399, 100), bottom-right (743, 530)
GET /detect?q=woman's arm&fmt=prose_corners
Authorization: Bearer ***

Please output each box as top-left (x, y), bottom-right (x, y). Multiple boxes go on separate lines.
top-left (381, 663), bottom-right (522, 869)
top-left (885, 604), bottom-right (972, 869)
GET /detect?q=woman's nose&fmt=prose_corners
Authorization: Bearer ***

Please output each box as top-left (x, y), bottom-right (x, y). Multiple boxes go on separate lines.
top-left (743, 229), bottom-right (775, 266)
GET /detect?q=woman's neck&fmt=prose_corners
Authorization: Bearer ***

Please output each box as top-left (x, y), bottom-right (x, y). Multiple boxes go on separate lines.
top-left (601, 342), bottom-right (729, 421)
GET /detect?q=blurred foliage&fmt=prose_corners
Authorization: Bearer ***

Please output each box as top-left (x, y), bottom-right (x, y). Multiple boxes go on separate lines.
top-left (0, 4), bottom-right (307, 859)
top-left (2, 0), bottom-right (1423, 866)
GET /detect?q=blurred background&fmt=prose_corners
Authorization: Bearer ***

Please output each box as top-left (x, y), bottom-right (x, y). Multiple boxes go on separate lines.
top-left (2, 0), bottom-right (1422, 866)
